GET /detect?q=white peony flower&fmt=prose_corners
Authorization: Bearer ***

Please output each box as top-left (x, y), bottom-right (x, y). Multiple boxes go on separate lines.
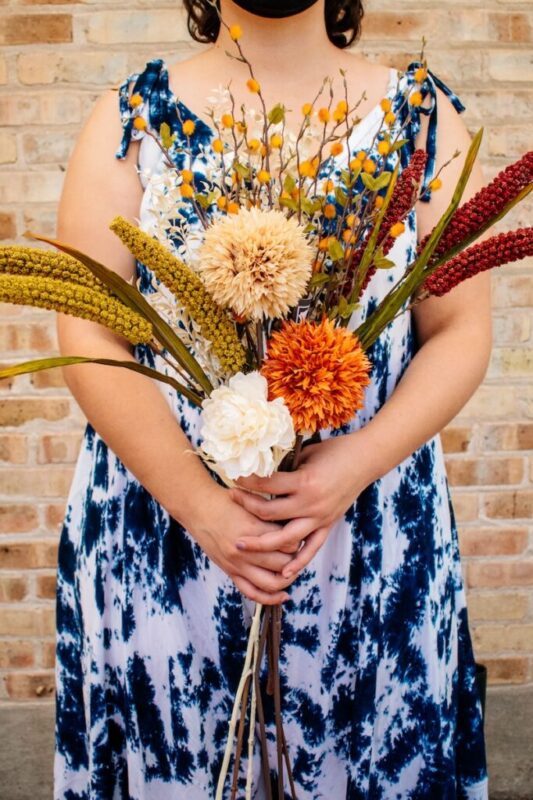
top-left (199, 372), bottom-right (295, 480)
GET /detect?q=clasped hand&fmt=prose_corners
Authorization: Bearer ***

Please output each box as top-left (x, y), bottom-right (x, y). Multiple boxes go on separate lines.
top-left (202, 434), bottom-right (372, 605)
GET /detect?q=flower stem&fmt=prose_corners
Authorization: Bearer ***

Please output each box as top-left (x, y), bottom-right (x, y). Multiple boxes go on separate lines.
top-left (216, 602), bottom-right (263, 800)
top-left (230, 671), bottom-right (252, 799)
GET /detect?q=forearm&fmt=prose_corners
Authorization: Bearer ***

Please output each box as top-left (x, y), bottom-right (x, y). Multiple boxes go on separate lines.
top-left (58, 318), bottom-right (214, 525)
top-left (354, 321), bottom-right (492, 486)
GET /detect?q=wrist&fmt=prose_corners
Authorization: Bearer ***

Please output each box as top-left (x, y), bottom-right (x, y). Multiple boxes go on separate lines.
top-left (345, 425), bottom-right (390, 490)
top-left (167, 471), bottom-right (223, 531)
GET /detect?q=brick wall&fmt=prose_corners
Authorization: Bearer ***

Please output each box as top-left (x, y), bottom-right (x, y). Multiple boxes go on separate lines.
top-left (0, 0), bottom-right (532, 702)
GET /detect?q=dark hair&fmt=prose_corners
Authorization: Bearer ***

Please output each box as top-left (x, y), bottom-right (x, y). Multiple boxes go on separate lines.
top-left (183, 1), bottom-right (365, 49)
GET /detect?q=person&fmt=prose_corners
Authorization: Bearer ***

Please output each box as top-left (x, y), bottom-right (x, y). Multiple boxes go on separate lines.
top-left (53, 0), bottom-right (490, 797)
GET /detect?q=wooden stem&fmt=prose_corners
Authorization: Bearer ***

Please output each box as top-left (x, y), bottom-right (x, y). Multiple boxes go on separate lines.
top-left (230, 671), bottom-right (252, 799)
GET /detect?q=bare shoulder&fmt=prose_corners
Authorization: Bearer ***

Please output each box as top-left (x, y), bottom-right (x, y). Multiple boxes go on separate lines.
top-left (338, 52), bottom-right (394, 104)
top-left (57, 85), bottom-right (143, 279)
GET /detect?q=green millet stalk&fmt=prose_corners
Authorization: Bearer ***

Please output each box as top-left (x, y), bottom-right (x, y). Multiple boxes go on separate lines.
top-left (109, 216), bottom-right (246, 374)
top-left (0, 274), bottom-right (153, 345)
top-left (0, 246), bottom-right (112, 295)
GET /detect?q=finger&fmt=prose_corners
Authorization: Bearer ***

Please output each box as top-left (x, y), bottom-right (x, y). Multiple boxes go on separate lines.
top-left (281, 528), bottom-right (329, 578)
top-left (233, 574), bottom-right (290, 606)
top-left (243, 563), bottom-right (296, 594)
top-left (246, 550), bottom-right (295, 572)
top-left (236, 470), bottom-right (301, 497)
top-left (230, 488), bottom-right (299, 522)
top-left (236, 516), bottom-right (316, 553)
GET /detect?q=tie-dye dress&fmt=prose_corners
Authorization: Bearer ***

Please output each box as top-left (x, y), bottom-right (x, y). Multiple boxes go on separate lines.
top-left (54, 58), bottom-right (488, 799)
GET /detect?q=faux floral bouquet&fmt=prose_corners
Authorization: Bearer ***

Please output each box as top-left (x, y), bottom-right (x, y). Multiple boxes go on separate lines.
top-left (1, 16), bottom-right (532, 799)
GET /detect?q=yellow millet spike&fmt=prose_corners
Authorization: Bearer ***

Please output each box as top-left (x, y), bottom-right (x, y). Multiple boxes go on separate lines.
top-left (0, 245), bottom-right (112, 295)
top-left (109, 216), bottom-right (246, 374)
top-left (0, 274), bottom-right (153, 345)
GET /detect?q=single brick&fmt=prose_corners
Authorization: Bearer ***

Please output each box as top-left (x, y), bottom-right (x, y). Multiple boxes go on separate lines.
top-left (440, 425), bottom-right (474, 454)
top-left (473, 624), bottom-right (533, 654)
top-left (0, 398), bottom-right (69, 427)
top-left (0, 607), bottom-right (55, 637)
top-left (481, 422), bottom-right (533, 452)
top-left (36, 573), bottom-right (56, 600)
top-left (0, 641), bottom-right (35, 670)
top-left (0, 468), bottom-right (74, 498)
top-left (0, 504), bottom-right (38, 534)
top-left (485, 657), bottom-right (529, 685)
top-left (467, 560), bottom-right (533, 589)
top-left (0, 433), bottom-right (28, 464)
top-left (458, 527), bottom-right (528, 557)
top-left (37, 432), bottom-right (83, 465)
top-left (3, 670), bottom-right (55, 700)
top-left (0, 14), bottom-right (72, 46)
top-left (467, 591), bottom-right (528, 621)
top-left (0, 575), bottom-right (28, 602)
top-left (446, 457), bottom-right (524, 487)
top-left (0, 540), bottom-right (58, 570)
top-left (0, 211), bottom-right (16, 240)
top-left (484, 491), bottom-right (533, 520)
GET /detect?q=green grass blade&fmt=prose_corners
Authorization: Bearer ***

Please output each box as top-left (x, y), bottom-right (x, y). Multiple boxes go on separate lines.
top-left (0, 356), bottom-right (203, 407)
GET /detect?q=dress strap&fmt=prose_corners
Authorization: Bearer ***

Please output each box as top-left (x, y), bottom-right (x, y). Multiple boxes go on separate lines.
top-left (394, 60), bottom-right (466, 202)
top-left (115, 58), bottom-right (179, 160)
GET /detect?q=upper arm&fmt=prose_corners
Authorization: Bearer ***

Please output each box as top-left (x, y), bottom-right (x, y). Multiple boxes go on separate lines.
top-left (56, 86), bottom-right (144, 350)
top-left (57, 87), bottom-right (143, 280)
top-left (413, 86), bottom-right (492, 349)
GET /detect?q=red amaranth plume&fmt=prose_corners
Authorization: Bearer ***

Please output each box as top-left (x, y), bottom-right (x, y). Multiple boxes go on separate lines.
top-left (418, 151), bottom-right (533, 262)
top-left (380, 149), bottom-right (428, 257)
top-left (421, 227), bottom-right (533, 297)
top-left (356, 149), bottom-right (428, 297)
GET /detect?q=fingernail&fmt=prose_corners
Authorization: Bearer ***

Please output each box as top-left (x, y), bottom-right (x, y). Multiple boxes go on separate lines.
top-left (283, 569), bottom-right (293, 578)
top-left (236, 541), bottom-right (246, 550)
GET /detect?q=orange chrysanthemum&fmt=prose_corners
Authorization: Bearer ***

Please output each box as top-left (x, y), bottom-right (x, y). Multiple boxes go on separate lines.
top-left (261, 318), bottom-right (372, 434)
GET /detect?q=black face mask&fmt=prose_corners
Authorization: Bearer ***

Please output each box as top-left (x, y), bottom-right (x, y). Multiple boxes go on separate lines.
top-left (231, 0), bottom-right (320, 19)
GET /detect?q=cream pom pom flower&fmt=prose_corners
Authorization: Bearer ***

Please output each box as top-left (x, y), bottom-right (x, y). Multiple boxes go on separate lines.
top-left (199, 371), bottom-right (295, 480)
top-left (197, 207), bottom-right (313, 321)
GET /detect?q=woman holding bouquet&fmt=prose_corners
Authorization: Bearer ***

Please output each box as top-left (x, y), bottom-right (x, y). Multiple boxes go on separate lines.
top-left (53, 0), bottom-right (490, 797)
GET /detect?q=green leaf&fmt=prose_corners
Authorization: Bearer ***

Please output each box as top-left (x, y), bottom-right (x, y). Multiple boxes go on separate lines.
top-left (374, 256), bottom-right (396, 269)
top-left (28, 232), bottom-right (213, 395)
top-left (279, 195), bottom-right (298, 211)
top-left (340, 169), bottom-right (352, 186)
top-left (300, 197), bottom-right (317, 216)
top-left (390, 138), bottom-right (409, 154)
top-left (195, 193), bottom-right (211, 208)
top-left (160, 122), bottom-right (176, 150)
top-left (0, 356), bottom-right (203, 406)
top-left (268, 104), bottom-right (285, 125)
top-left (334, 187), bottom-right (348, 207)
top-left (361, 173), bottom-right (378, 192)
top-left (328, 237), bottom-right (345, 262)
top-left (309, 272), bottom-right (330, 288)
top-left (373, 171), bottom-right (392, 191)
top-left (233, 161), bottom-right (250, 180)
top-left (283, 174), bottom-right (296, 194)
top-left (349, 162), bottom-right (362, 183)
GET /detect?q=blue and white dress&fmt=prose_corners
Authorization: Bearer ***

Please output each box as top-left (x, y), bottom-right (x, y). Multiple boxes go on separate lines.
top-left (54, 58), bottom-right (488, 799)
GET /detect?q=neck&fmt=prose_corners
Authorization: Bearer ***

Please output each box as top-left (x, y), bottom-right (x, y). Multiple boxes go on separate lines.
top-left (217, 0), bottom-right (338, 76)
